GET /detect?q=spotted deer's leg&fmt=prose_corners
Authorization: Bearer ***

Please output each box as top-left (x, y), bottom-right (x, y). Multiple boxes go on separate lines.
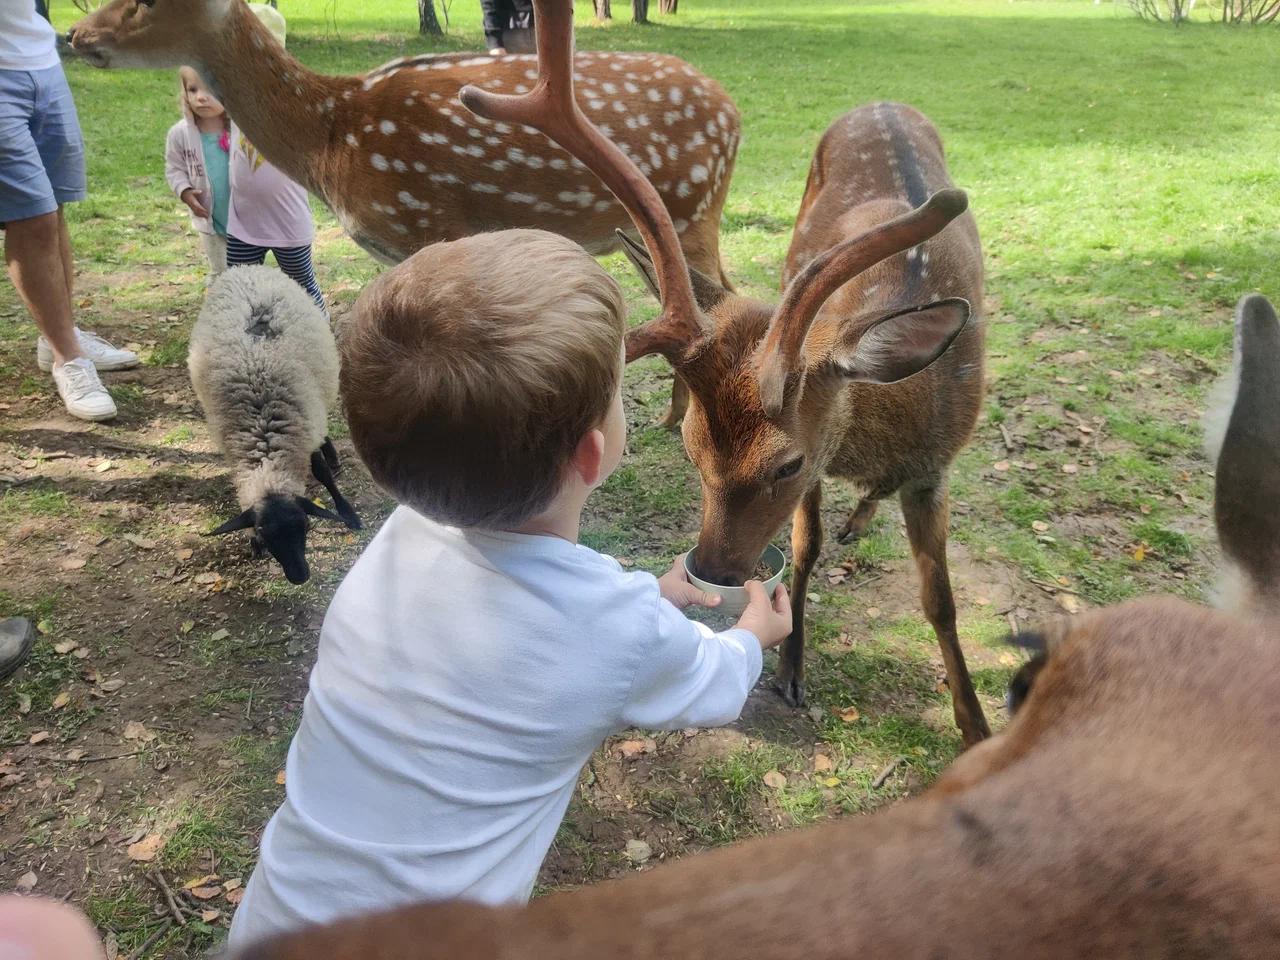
top-left (837, 498), bottom-right (880, 543)
top-left (900, 477), bottom-right (990, 746)
top-left (777, 482), bottom-right (823, 708)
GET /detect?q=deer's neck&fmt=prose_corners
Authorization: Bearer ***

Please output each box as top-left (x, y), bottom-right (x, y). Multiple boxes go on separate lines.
top-left (196, 2), bottom-right (341, 196)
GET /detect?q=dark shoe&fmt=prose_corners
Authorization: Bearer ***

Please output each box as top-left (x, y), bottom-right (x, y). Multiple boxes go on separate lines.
top-left (0, 617), bottom-right (36, 682)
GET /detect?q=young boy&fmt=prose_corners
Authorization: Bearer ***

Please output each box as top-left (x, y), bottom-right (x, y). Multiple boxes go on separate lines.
top-left (227, 229), bottom-right (792, 949)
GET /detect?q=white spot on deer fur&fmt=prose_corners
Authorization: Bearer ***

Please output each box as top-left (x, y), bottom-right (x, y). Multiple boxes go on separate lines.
top-left (413, 161), bottom-right (427, 172)
top-left (483, 78), bottom-right (503, 89)
top-left (417, 217), bottom-right (431, 227)
top-left (325, 97), bottom-right (336, 111)
top-left (294, 86), bottom-right (302, 96)
top-left (429, 172), bottom-right (460, 184)
top-left (676, 180), bottom-right (691, 198)
top-left (601, 82), bottom-right (617, 95)
top-left (673, 219), bottom-right (689, 233)
top-left (669, 87), bottom-right (683, 104)
top-left (419, 132), bottom-right (449, 145)
top-left (398, 191), bottom-right (430, 210)
top-left (598, 124), bottom-right (613, 138)
top-left (459, 57), bottom-right (491, 67)
top-left (392, 223), bottom-right (409, 234)
top-left (472, 183), bottom-right (500, 193)
top-left (610, 62), bottom-right (622, 71)
top-left (506, 192), bottom-right (536, 204)
top-left (638, 114), bottom-right (650, 126)
top-left (450, 115), bottom-right (467, 127)
top-left (371, 154), bottom-right (389, 170)
top-left (493, 122), bottom-right (511, 134)
top-left (485, 136), bottom-right (501, 146)
top-left (364, 124), bottom-right (375, 133)
top-left (639, 162), bottom-right (652, 175)
top-left (525, 69), bottom-right (538, 79)
top-left (488, 160), bottom-right (510, 171)
top-left (712, 143), bottom-right (721, 156)
top-left (526, 156), bottom-right (545, 169)
top-left (343, 89), bottom-right (353, 100)
top-left (647, 89), bottom-right (662, 102)
top-left (469, 128), bottom-right (482, 138)
top-left (571, 157), bottom-right (586, 170)
top-left (393, 160), bottom-right (407, 172)
top-left (692, 85), bottom-right (704, 96)
top-left (429, 92), bottom-right (442, 100)
top-left (664, 110), bottom-right (680, 126)
top-left (625, 116), bottom-right (639, 130)
top-left (380, 120), bottom-right (397, 134)
top-left (522, 126), bottom-right (539, 135)
top-left (466, 145), bottom-right (486, 157)
top-left (706, 120), bottom-right (718, 137)
top-left (690, 164), bottom-right (708, 183)
top-left (685, 132), bottom-right (706, 149)
top-left (590, 100), bottom-right (605, 111)
top-left (515, 84), bottom-right (530, 94)
top-left (594, 199), bottom-right (612, 212)
top-left (646, 145), bottom-right (663, 168)
top-left (659, 181), bottom-right (672, 193)
top-left (613, 102), bottom-right (627, 113)
top-left (345, 133), bottom-right (359, 148)
top-left (534, 201), bottom-right (555, 213)
top-left (549, 158), bottom-right (567, 170)
top-left (684, 104), bottom-right (695, 119)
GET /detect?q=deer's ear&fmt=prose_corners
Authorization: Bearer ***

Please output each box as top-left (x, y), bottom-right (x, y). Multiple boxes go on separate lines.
top-left (831, 298), bottom-right (971, 384)
top-left (615, 230), bottom-right (727, 313)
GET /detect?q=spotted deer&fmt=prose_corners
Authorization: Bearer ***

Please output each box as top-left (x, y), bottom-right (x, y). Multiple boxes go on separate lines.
top-left (66, 0), bottom-right (742, 427)
top-left (456, 4), bottom-right (988, 737)
top-left (235, 297), bottom-right (1280, 958)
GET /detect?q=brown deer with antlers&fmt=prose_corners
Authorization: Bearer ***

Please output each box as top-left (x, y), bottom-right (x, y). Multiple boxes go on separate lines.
top-left (235, 294), bottom-right (1280, 956)
top-left (446, 5), bottom-right (988, 735)
top-left (66, 0), bottom-right (741, 427)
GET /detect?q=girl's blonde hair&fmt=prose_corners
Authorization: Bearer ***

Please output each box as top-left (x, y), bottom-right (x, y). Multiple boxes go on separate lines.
top-left (176, 67), bottom-right (229, 129)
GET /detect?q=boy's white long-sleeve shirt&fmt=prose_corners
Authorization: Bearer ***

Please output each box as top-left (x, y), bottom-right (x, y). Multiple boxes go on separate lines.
top-left (228, 506), bottom-right (761, 949)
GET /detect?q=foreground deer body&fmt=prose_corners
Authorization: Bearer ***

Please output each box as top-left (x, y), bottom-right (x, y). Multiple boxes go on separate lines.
top-left (235, 297), bottom-right (1280, 957)
top-left (67, 0), bottom-right (742, 425)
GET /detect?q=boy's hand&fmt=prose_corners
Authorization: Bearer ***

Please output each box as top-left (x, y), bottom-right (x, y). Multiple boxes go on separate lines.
top-left (735, 581), bottom-right (792, 650)
top-left (181, 188), bottom-right (209, 219)
top-left (657, 553), bottom-right (722, 610)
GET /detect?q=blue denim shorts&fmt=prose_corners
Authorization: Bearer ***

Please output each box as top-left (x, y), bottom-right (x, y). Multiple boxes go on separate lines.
top-left (0, 64), bottom-right (87, 225)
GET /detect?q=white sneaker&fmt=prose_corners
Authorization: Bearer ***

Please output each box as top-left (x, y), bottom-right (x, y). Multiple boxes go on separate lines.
top-left (37, 328), bottom-right (140, 373)
top-left (52, 358), bottom-right (118, 422)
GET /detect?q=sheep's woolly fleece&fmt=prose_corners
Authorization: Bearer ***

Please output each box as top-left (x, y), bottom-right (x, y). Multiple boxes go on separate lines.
top-left (188, 266), bottom-right (338, 509)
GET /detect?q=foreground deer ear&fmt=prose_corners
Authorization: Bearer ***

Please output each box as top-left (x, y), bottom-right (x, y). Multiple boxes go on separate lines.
top-left (296, 497), bottom-right (345, 523)
top-left (204, 509), bottom-right (256, 536)
top-left (831, 298), bottom-right (971, 384)
top-left (616, 230), bottom-right (727, 313)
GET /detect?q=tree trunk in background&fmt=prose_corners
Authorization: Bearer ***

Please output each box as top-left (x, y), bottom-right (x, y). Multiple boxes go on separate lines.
top-left (34, 0), bottom-right (50, 22)
top-left (419, 0), bottom-right (444, 35)
top-left (659, 0), bottom-right (677, 12)
top-left (632, 0), bottom-right (649, 22)
top-left (594, 0), bottom-right (613, 19)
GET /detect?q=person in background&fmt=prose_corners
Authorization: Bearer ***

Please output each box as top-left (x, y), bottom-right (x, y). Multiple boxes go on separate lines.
top-left (1, 0), bottom-right (139, 421)
top-left (166, 66), bottom-right (230, 284)
top-left (480, 0), bottom-right (534, 55)
top-left (223, 7), bottom-right (328, 318)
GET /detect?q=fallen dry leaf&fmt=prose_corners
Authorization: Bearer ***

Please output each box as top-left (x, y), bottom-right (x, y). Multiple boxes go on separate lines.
top-left (1062, 463), bottom-right (1079, 474)
top-left (123, 721), bottom-right (155, 743)
top-left (183, 874), bottom-right (220, 890)
top-left (181, 621), bottom-right (195, 634)
top-left (762, 770), bottom-right (787, 790)
top-left (1134, 546), bottom-right (1146, 562)
top-left (993, 460), bottom-right (1010, 472)
top-left (60, 557), bottom-right (88, 571)
top-left (73, 647), bottom-right (90, 660)
top-left (999, 652), bottom-right (1018, 666)
top-left (52, 691), bottom-right (70, 710)
top-left (99, 679), bottom-right (125, 693)
top-left (66, 749), bottom-right (87, 761)
top-left (28, 731), bottom-right (50, 745)
top-left (127, 833), bottom-right (165, 862)
top-left (222, 877), bottom-right (243, 892)
top-left (275, 770), bottom-right (287, 786)
top-left (822, 776), bottom-right (841, 788)
top-left (194, 572), bottom-right (222, 585)
top-left (865, 607), bottom-right (881, 618)
top-left (176, 549), bottom-right (193, 561)
top-left (200, 910), bottom-right (221, 923)
top-left (225, 887), bottom-right (244, 905)
top-left (103, 933), bottom-right (119, 960)
top-left (1032, 520), bottom-right (1049, 532)
top-left (93, 460), bottom-right (113, 473)
top-left (17, 694), bottom-right (31, 715)
top-left (1056, 593), bottom-right (1081, 615)
top-left (188, 885), bottom-right (222, 900)
top-left (974, 596), bottom-right (990, 606)
top-left (209, 629), bottom-right (230, 643)
top-left (16, 870), bottom-right (37, 892)
top-left (54, 640), bottom-right (77, 655)
top-left (617, 738), bottom-right (656, 759)
top-left (1140, 503), bottom-right (1151, 515)
top-left (121, 534), bottom-right (156, 550)
top-left (813, 754), bottom-right (833, 773)
top-left (833, 705), bottom-right (861, 723)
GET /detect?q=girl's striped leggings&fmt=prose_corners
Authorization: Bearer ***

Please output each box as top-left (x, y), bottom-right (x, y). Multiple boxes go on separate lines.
top-left (226, 235), bottom-right (328, 318)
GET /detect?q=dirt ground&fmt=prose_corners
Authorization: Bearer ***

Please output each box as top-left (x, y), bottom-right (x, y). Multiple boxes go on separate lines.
top-left (0, 259), bottom-right (1222, 957)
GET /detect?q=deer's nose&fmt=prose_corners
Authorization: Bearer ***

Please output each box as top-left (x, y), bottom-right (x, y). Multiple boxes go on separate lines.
top-left (64, 28), bottom-right (77, 45)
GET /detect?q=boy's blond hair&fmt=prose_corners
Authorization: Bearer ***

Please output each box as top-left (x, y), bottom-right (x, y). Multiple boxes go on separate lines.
top-left (341, 229), bottom-right (628, 529)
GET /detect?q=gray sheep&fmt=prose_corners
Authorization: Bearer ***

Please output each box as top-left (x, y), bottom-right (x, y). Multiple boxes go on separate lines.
top-left (188, 266), bottom-right (360, 583)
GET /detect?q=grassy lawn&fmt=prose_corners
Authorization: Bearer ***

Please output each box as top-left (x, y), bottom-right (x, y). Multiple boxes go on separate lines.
top-left (1, 0), bottom-right (1277, 954)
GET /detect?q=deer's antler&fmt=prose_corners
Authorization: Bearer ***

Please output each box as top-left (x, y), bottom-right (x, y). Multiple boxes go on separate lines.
top-left (756, 189), bottom-right (969, 417)
top-left (459, 0), bottom-right (705, 364)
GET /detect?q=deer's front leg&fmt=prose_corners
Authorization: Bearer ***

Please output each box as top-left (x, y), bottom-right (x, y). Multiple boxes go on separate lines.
top-left (900, 478), bottom-right (991, 747)
top-left (656, 373), bottom-right (690, 432)
top-left (776, 482), bottom-right (823, 708)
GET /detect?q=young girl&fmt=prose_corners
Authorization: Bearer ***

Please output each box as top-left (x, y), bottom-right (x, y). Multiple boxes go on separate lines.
top-left (165, 66), bottom-right (230, 282)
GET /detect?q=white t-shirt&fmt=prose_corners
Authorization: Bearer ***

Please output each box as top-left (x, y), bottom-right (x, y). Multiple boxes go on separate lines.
top-left (228, 506), bottom-right (762, 949)
top-left (0, 0), bottom-right (59, 72)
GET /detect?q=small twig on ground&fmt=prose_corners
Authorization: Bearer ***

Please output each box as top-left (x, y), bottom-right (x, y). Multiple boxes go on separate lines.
top-left (871, 757), bottom-right (904, 789)
top-left (245, 683), bottom-right (254, 721)
top-left (126, 919), bottom-right (173, 960)
top-left (1028, 576), bottom-right (1081, 596)
top-left (32, 750), bottom-right (144, 764)
top-left (999, 422), bottom-right (1015, 453)
top-left (147, 869), bottom-right (186, 927)
top-left (849, 573), bottom-right (884, 592)
top-left (1008, 612), bottom-right (1019, 635)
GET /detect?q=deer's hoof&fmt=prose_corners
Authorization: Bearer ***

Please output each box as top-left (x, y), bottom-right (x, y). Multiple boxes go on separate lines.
top-left (655, 406), bottom-right (682, 432)
top-left (776, 675), bottom-right (807, 709)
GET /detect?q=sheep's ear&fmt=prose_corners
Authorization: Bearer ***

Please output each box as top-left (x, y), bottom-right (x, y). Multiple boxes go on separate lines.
top-left (296, 497), bottom-right (344, 523)
top-left (204, 509), bottom-right (255, 536)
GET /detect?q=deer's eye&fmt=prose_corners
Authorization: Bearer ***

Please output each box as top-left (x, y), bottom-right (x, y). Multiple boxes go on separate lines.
top-left (774, 457), bottom-right (804, 482)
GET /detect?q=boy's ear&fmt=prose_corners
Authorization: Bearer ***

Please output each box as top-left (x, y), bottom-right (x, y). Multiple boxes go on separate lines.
top-left (571, 428), bottom-right (607, 488)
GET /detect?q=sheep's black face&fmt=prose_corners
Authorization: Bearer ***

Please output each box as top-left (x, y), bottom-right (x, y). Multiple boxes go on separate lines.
top-left (257, 494), bottom-right (311, 584)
